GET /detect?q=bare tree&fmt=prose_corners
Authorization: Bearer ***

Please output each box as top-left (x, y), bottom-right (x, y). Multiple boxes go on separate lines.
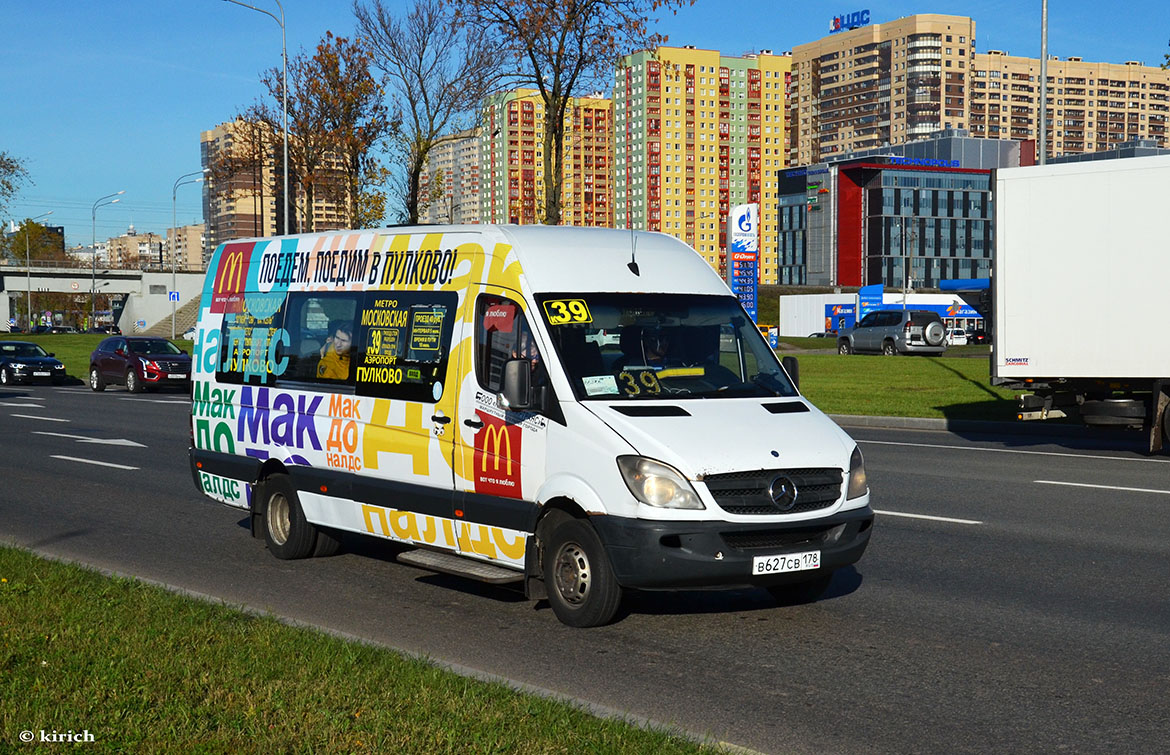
top-left (206, 110), bottom-right (275, 238)
top-left (1, 151), bottom-right (30, 219)
top-left (355, 0), bottom-right (502, 224)
top-left (452, 0), bottom-right (692, 224)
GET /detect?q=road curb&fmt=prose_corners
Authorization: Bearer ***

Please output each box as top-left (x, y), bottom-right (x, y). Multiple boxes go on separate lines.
top-left (828, 414), bottom-right (1134, 440)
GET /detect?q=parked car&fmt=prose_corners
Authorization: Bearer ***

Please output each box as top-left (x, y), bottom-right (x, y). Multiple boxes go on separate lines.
top-left (181, 327), bottom-right (197, 341)
top-left (946, 327), bottom-right (969, 346)
top-left (806, 331), bottom-right (833, 338)
top-left (88, 325), bottom-right (122, 335)
top-left (837, 310), bottom-right (947, 356)
top-left (968, 328), bottom-right (989, 345)
top-left (0, 341), bottom-right (67, 385)
top-left (88, 336), bottom-right (192, 392)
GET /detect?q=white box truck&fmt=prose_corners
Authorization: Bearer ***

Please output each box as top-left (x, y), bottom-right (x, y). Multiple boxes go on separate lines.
top-left (992, 155), bottom-right (1170, 452)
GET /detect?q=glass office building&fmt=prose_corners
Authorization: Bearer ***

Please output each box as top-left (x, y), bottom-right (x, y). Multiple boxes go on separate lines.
top-left (776, 157), bottom-right (993, 288)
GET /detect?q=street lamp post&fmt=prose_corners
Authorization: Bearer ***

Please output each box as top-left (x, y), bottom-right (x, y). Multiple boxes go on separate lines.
top-left (223, 0), bottom-right (288, 235)
top-left (92, 191), bottom-right (124, 331)
top-left (23, 211), bottom-right (53, 331)
top-left (172, 170), bottom-right (207, 338)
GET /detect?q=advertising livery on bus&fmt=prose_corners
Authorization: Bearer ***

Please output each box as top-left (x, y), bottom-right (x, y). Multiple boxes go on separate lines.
top-left (188, 225), bottom-right (873, 626)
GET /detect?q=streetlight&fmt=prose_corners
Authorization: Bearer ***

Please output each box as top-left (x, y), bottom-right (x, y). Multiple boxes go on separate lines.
top-left (23, 211), bottom-right (52, 331)
top-left (1039, 0), bottom-right (1049, 165)
top-left (223, 0), bottom-right (289, 235)
top-left (172, 170), bottom-right (207, 338)
top-left (92, 191), bottom-right (124, 331)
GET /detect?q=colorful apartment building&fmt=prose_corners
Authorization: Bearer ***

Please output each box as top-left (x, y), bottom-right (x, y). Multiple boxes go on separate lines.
top-left (420, 128), bottom-right (481, 225)
top-left (614, 46), bottom-right (791, 283)
top-left (478, 89), bottom-right (613, 227)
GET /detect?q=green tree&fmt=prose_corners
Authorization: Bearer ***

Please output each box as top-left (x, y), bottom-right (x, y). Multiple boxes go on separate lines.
top-left (355, 0), bottom-right (502, 224)
top-left (451, 0), bottom-right (693, 224)
top-left (311, 32), bottom-right (393, 228)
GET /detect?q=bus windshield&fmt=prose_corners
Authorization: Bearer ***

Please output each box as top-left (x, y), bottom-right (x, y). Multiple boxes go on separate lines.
top-left (535, 293), bottom-right (797, 401)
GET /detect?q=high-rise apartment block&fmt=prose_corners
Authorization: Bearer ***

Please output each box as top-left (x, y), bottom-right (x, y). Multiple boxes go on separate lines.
top-left (106, 226), bottom-right (164, 269)
top-left (200, 120), bottom-right (349, 258)
top-left (479, 89), bottom-right (613, 227)
top-left (420, 128), bottom-right (481, 225)
top-left (969, 52), bottom-right (1170, 157)
top-left (614, 47), bottom-right (791, 281)
top-left (790, 14), bottom-right (976, 165)
top-left (790, 13), bottom-right (1170, 165)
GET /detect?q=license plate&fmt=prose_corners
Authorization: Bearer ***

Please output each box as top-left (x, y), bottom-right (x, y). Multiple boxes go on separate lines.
top-left (33, 371), bottom-right (51, 377)
top-left (169, 374), bottom-right (188, 379)
top-left (752, 550), bottom-right (821, 575)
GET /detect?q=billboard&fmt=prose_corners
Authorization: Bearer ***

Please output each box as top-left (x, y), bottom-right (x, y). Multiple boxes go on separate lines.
top-left (726, 204), bottom-right (759, 322)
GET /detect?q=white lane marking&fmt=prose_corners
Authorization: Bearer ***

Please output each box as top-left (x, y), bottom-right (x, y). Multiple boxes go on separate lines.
top-left (0, 401), bottom-right (44, 407)
top-left (1035, 480), bottom-right (1170, 496)
top-left (10, 413), bottom-right (69, 422)
top-left (875, 509), bottom-right (983, 525)
top-left (50, 455), bottom-right (139, 471)
top-left (118, 398), bottom-right (189, 405)
top-left (859, 439), bottom-right (1170, 464)
top-left (32, 431), bottom-right (146, 448)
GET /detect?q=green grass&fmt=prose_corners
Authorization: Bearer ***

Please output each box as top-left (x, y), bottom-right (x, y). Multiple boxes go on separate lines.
top-left (0, 547), bottom-right (711, 753)
top-left (6, 335), bottom-right (193, 384)
top-left (794, 352), bottom-right (1018, 421)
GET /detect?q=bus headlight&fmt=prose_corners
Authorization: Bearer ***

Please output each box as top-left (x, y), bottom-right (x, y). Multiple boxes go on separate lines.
top-left (617, 456), bottom-right (705, 510)
top-left (847, 446), bottom-right (868, 500)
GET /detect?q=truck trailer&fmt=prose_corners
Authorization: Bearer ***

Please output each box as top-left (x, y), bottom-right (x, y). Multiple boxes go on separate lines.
top-left (992, 155), bottom-right (1170, 453)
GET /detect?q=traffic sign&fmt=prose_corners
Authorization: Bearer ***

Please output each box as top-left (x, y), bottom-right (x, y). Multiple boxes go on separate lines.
top-left (168, 291), bottom-right (180, 302)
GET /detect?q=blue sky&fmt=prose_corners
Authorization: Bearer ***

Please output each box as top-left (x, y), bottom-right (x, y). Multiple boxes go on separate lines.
top-left (2, 0), bottom-right (1166, 247)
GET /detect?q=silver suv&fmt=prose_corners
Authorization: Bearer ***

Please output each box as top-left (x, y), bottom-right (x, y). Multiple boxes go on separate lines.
top-left (837, 310), bottom-right (947, 356)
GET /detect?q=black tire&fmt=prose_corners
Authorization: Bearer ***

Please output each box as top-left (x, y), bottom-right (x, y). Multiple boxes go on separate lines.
top-left (882, 340), bottom-right (897, 356)
top-left (838, 340), bottom-right (853, 355)
top-left (1163, 403), bottom-right (1170, 445)
top-left (767, 572), bottom-right (833, 606)
top-left (313, 528), bottom-right (342, 557)
top-left (0, 368), bottom-right (9, 386)
top-left (125, 369), bottom-right (142, 393)
top-left (89, 367), bottom-right (106, 392)
top-left (261, 474), bottom-right (318, 559)
top-left (543, 517), bottom-right (622, 628)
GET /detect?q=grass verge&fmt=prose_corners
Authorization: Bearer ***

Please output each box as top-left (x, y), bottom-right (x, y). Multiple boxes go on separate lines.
top-left (0, 546), bottom-right (711, 753)
top-left (794, 353), bottom-right (1018, 421)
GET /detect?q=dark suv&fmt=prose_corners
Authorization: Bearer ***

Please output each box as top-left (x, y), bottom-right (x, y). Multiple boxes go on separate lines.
top-left (89, 336), bottom-right (192, 392)
top-left (837, 310), bottom-right (947, 356)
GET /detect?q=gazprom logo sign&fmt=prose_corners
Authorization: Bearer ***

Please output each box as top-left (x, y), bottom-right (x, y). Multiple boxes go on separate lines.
top-left (829, 9), bottom-right (870, 33)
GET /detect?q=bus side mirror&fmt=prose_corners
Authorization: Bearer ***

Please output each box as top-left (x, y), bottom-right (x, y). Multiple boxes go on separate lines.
top-left (781, 355), bottom-right (800, 390)
top-left (500, 359), bottom-right (533, 411)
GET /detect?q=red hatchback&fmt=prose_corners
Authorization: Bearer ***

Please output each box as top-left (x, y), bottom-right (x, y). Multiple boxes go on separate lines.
top-left (89, 336), bottom-right (192, 392)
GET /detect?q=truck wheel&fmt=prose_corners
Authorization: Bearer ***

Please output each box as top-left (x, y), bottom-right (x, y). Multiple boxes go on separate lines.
top-left (543, 517), bottom-right (622, 628)
top-left (768, 572), bottom-right (833, 606)
top-left (89, 367), bottom-right (106, 392)
top-left (262, 474), bottom-right (318, 559)
top-left (924, 321), bottom-right (945, 346)
top-left (838, 340), bottom-right (853, 355)
top-left (1081, 399), bottom-right (1146, 426)
top-left (882, 340), bottom-right (897, 356)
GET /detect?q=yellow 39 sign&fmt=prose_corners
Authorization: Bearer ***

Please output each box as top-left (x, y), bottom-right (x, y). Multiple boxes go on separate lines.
top-left (542, 299), bottom-right (592, 325)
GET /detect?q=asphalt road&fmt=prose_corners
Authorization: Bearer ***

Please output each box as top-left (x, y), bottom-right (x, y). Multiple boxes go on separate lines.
top-left (2, 383), bottom-right (1168, 753)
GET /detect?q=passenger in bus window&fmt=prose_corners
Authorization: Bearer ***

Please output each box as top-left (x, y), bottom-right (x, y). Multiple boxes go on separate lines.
top-left (317, 322), bottom-right (353, 380)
